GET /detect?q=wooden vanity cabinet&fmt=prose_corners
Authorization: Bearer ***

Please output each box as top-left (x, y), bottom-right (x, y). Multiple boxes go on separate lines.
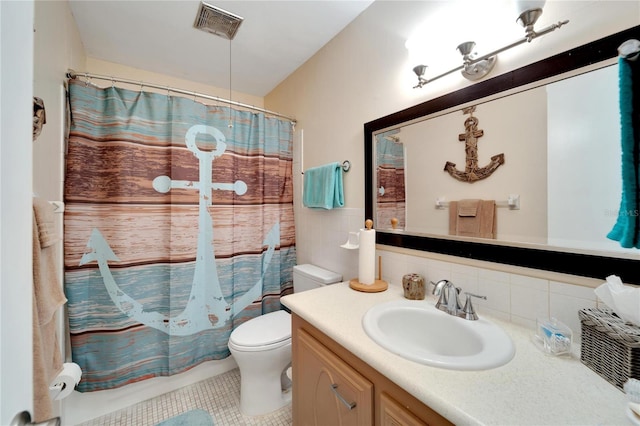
top-left (292, 314), bottom-right (452, 426)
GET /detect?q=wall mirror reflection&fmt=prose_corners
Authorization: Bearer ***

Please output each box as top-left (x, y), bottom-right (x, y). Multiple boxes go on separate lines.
top-left (365, 26), bottom-right (640, 284)
top-left (374, 64), bottom-right (621, 253)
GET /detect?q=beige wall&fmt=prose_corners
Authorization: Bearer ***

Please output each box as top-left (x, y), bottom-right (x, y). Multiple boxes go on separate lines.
top-left (265, 1), bottom-right (639, 270)
top-left (266, 1), bottom-right (638, 210)
top-left (84, 58), bottom-right (264, 109)
top-left (400, 87), bottom-right (547, 243)
top-left (33, 0), bottom-right (86, 201)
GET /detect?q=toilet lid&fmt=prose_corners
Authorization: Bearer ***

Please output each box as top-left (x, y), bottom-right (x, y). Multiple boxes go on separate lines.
top-left (230, 310), bottom-right (291, 348)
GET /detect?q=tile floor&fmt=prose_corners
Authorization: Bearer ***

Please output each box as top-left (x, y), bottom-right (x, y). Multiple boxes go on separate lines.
top-left (76, 368), bottom-right (292, 426)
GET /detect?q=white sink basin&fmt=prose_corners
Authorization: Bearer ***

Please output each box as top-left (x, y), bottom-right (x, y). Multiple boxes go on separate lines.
top-left (362, 299), bottom-right (515, 370)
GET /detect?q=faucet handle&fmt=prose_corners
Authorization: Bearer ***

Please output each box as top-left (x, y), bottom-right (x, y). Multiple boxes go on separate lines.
top-left (461, 292), bottom-right (487, 320)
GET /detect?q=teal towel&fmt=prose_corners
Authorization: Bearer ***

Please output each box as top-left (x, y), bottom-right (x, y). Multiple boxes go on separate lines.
top-left (303, 162), bottom-right (344, 209)
top-left (608, 57), bottom-right (640, 248)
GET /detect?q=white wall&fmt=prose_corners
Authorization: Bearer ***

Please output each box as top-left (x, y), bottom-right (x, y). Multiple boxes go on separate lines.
top-left (547, 64), bottom-right (624, 252)
top-left (1, 1), bottom-right (35, 423)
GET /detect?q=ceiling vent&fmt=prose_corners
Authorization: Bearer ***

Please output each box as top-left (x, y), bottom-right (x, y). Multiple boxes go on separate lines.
top-left (193, 2), bottom-right (244, 40)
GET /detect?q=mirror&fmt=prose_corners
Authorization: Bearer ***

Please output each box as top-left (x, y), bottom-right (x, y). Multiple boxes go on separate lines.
top-left (375, 64), bottom-right (620, 249)
top-left (365, 26), bottom-right (640, 284)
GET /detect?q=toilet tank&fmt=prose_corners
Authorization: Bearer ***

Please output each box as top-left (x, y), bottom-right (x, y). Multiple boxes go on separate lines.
top-left (293, 264), bottom-right (342, 292)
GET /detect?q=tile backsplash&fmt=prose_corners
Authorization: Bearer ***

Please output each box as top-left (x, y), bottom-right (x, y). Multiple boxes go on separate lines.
top-left (376, 250), bottom-right (598, 336)
top-left (295, 206), bottom-right (600, 341)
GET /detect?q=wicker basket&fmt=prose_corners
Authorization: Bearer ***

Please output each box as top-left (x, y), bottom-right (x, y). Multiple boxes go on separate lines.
top-left (579, 308), bottom-right (640, 390)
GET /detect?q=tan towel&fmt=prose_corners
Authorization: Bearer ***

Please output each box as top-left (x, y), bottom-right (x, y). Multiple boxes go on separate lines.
top-left (478, 200), bottom-right (497, 239)
top-left (456, 199), bottom-right (481, 237)
top-left (32, 198), bottom-right (67, 423)
top-left (449, 199), bottom-right (496, 239)
top-left (33, 197), bottom-right (59, 248)
top-left (457, 199), bottom-right (479, 217)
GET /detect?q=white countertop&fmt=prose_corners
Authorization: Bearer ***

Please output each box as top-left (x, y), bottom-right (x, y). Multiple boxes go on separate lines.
top-left (281, 281), bottom-right (630, 425)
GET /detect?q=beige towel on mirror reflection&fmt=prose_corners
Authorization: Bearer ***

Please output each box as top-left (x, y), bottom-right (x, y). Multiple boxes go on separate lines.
top-left (32, 197), bottom-right (67, 423)
top-left (449, 199), bottom-right (496, 239)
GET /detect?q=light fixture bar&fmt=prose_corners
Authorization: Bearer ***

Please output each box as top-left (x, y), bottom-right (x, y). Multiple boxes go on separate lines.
top-left (413, 13), bottom-right (569, 88)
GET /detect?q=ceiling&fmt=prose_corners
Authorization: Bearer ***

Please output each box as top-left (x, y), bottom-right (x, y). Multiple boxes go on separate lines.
top-left (68, 0), bottom-right (374, 98)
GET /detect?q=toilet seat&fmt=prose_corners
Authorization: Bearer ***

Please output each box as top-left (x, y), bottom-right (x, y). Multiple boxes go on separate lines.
top-left (229, 310), bottom-right (291, 352)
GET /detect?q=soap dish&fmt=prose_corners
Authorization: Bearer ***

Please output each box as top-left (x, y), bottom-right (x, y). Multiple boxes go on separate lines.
top-left (532, 317), bottom-right (573, 356)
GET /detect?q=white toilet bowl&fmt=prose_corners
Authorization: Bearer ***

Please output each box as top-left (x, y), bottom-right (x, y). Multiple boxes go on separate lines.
top-left (228, 310), bottom-right (292, 416)
top-left (228, 264), bottom-right (342, 416)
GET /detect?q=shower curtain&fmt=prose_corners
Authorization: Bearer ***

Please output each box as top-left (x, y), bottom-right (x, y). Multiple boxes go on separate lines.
top-left (63, 79), bottom-right (296, 392)
top-left (376, 131), bottom-right (406, 229)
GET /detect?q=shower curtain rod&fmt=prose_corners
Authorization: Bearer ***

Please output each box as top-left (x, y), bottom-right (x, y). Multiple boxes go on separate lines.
top-left (66, 69), bottom-right (297, 124)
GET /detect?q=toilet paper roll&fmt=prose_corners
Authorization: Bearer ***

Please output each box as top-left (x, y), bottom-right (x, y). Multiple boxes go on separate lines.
top-left (50, 362), bottom-right (82, 400)
top-left (358, 228), bottom-right (376, 285)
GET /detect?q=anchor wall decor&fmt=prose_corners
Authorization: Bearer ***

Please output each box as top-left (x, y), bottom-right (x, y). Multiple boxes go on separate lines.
top-left (444, 106), bottom-right (504, 182)
top-left (79, 124), bottom-right (279, 336)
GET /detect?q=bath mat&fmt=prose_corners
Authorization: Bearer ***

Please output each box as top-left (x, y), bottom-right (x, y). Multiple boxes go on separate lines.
top-left (156, 409), bottom-right (214, 426)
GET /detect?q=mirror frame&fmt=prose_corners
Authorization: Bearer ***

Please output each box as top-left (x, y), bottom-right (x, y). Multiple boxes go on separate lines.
top-left (365, 25), bottom-right (640, 285)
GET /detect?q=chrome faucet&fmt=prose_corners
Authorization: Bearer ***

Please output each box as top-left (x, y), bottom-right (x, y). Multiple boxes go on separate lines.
top-left (430, 280), bottom-right (462, 315)
top-left (430, 280), bottom-right (486, 320)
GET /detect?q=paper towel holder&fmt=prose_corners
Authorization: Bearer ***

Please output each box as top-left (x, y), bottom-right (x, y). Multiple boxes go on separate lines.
top-left (349, 220), bottom-right (389, 293)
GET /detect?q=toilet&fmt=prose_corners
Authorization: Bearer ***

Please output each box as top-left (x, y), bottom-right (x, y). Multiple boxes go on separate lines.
top-left (228, 264), bottom-right (342, 416)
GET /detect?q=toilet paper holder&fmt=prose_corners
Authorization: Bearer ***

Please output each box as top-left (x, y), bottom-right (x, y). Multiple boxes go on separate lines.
top-left (48, 382), bottom-right (67, 401)
top-left (49, 362), bottom-right (82, 400)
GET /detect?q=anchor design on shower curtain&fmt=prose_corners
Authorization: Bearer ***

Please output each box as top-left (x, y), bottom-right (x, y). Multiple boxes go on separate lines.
top-left (79, 124), bottom-right (280, 336)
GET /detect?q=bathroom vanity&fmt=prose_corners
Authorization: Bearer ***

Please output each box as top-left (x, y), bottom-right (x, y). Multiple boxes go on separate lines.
top-left (293, 315), bottom-right (450, 425)
top-left (281, 282), bottom-right (629, 425)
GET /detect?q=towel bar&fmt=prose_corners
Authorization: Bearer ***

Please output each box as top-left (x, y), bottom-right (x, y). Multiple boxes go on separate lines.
top-left (301, 160), bottom-right (351, 174)
top-left (435, 195), bottom-right (520, 210)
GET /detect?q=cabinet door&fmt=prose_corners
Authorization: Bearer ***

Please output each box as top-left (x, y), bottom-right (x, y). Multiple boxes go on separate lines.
top-left (294, 328), bottom-right (373, 426)
top-left (380, 392), bottom-right (427, 426)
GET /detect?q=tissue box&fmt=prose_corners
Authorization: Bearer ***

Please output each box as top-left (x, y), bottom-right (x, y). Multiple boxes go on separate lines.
top-left (579, 308), bottom-right (640, 390)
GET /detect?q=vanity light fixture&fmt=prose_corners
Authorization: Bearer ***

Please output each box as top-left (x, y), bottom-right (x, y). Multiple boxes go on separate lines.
top-left (412, 5), bottom-right (569, 88)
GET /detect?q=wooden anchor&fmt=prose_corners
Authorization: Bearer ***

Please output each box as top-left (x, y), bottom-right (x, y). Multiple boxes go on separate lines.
top-left (444, 106), bottom-right (504, 183)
